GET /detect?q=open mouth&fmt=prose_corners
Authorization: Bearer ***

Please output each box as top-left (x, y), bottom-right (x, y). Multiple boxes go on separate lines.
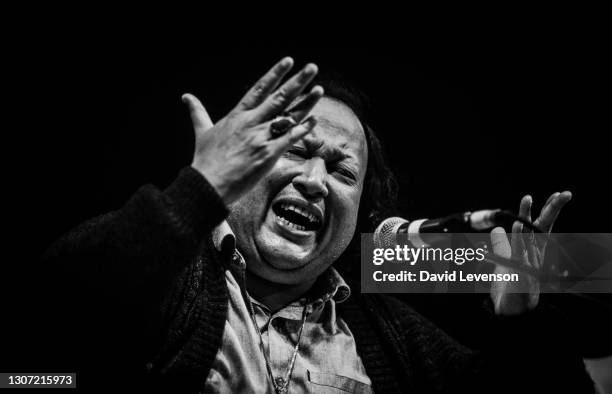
top-left (272, 202), bottom-right (323, 232)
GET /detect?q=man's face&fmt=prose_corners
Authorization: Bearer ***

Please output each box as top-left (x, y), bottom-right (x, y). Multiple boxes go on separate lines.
top-left (227, 97), bottom-right (368, 285)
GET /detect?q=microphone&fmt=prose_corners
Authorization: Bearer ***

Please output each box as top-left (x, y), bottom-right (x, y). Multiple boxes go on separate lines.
top-left (372, 211), bottom-right (548, 281)
top-left (373, 209), bottom-right (512, 249)
top-left (373, 212), bottom-right (612, 286)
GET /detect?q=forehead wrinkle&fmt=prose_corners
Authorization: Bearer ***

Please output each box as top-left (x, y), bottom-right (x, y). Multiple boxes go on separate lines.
top-left (313, 113), bottom-right (366, 152)
top-left (315, 117), bottom-right (350, 135)
top-left (302, 136), bottom-right (349, 162)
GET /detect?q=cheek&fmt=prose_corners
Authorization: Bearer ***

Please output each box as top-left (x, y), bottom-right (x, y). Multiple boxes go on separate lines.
top-left (330, 187), bottom-right (362, 234)
top-left (237, 165), bottom-right (285, 204)
top-left (229, 167), bottom-right (293, 223)
top-left (319, 190), bottom-right (362, 263)
top-left (228, 184), bottom-right (269, 228)
top-left (263, 160), bottom-right (295, 190)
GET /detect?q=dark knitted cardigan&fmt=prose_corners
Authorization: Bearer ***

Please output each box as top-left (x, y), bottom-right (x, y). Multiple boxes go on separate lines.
top-left (41, 167), bottom-right (594, 393)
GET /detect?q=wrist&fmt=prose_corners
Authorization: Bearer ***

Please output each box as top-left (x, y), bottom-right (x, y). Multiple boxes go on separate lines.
top-left (165, 166), bottom-right (229, 237)
top-left (190, 162), bottom-right (231, 205)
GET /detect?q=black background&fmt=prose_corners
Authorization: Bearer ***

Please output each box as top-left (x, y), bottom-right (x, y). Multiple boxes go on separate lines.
top-left (12, 31), bottom-right (611, 258)
top-left (3, 14), bottom-right (611, 385)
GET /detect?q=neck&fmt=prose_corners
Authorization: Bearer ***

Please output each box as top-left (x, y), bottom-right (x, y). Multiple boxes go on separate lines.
top-left (245, 271), bottom-right (315, 313)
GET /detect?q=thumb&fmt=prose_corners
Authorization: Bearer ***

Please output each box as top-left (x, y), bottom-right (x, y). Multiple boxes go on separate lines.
top-left (181, 93), bottom-right (214, 132)
top-left (491, 226), bottom-right (512, 259)
top-left (490, 227), bottom-right (516, 314)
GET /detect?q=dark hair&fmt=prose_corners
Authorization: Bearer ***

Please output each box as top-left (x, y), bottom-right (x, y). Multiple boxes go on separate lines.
top-left (308, 75), bottom-right (399, 232)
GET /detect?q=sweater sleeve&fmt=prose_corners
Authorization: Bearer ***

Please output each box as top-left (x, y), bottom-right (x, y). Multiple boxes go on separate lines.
top-left (35, 167), bottom-right (229, 379)
top-left (42, 166), bottom-right (228, 303)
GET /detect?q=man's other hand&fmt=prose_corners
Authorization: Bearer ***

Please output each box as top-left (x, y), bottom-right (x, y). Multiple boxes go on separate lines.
top-left (490, 191), bottom-right (572, 315)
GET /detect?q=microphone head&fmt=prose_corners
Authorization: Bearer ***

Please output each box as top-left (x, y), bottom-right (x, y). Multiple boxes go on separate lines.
top-left (373, 217), bottom-right (409, 249)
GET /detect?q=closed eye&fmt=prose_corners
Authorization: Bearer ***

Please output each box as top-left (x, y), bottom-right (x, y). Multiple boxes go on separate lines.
top-left (334, 166), bottom-right (358, 183)
top-left (284, 145), bottom-right (359, 184)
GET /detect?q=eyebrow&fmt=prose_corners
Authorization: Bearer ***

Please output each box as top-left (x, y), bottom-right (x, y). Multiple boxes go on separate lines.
top-left (302, 137), bottom-right (352, 163)
top-left (308, 116), bottom-right (358, 158)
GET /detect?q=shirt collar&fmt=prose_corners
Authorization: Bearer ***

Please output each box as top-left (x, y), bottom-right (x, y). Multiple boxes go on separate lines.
top-left (306, 267), bottom-right (351, 304)
top-left (212, 220), bottom-right (236, 254)
top-left (211, 221), bottom-right (351, 304)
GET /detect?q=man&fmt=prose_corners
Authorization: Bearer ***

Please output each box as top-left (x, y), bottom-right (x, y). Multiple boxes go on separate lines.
top-left (43, 58), bottom-right (593, 393)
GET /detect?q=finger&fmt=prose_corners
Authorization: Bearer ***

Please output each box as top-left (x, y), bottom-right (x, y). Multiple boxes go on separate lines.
top-left (533, 192), bottom-right (561, 253)
top-left (519, 195), bottom-right (532, 221)
top-left (544, 192), bottom-right (560, 207)
top-left (252, 63), bottom-right (319, 122)
top-left (491, 227), bottom-right (512, 259)
top-left (181, 93), bottom-right (214, 131)
top-left (235, 57), bottom-right (294, 111)
top-left (534, 191), bottom-right (573, 233)
top-left (518, 195), bottom-right (540, 265)
top-left (536, 192), bottom-right (559, 229)
top-left (284, 85), bottom-right (324, 123)
top-left (270, 116), bottom-right (317, 155)
top-left (511, 220), bottom-right (528, 264)
top-left (518, 195), bottom-right (533, 231)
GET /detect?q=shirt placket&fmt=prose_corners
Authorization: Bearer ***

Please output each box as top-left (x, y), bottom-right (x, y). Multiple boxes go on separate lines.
top-left (268, 315), bottom-right (291, 387)
top-left (254, 301), bottom-right (312, 389)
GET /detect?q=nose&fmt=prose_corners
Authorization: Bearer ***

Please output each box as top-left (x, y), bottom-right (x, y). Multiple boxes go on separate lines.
top-left (292, 157), bottom-right (329, 200)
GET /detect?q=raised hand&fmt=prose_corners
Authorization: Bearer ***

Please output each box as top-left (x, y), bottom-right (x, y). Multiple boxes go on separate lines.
top-left (182, 57), bottom-right (324, 205)
top-left (490, 192), bottom-right (572, 315)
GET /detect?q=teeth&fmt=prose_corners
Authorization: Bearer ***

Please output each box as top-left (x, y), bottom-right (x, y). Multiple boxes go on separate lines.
top-left (279, 203), bottom-right (320, 224)
top-left (276, 215), bottom-right (306, 231)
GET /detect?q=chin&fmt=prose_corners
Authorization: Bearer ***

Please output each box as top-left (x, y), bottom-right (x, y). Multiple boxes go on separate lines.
top-left (255, 227), bottom-right (317, 271)
top-left (245, 229), bottom-right (329, 286)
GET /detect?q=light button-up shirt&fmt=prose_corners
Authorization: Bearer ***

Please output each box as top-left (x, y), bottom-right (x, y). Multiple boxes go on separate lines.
top-left (203, 221), bottom-right (373, 393)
